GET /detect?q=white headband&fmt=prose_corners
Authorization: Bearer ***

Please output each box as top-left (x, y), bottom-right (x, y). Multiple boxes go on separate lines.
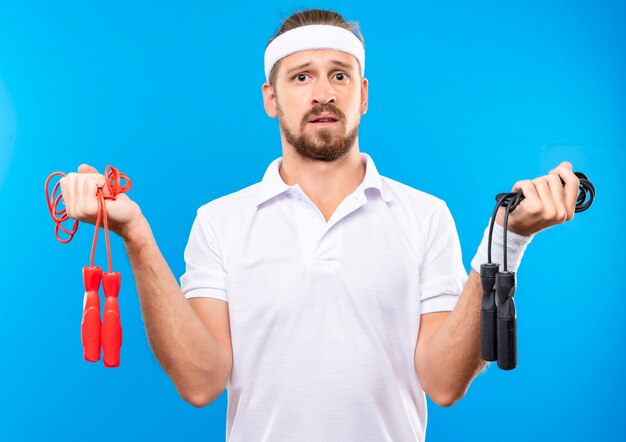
top-left (264, 24), bottom-right (365, 81)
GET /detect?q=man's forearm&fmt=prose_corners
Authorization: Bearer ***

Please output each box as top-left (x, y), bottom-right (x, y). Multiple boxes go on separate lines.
top-left (416, 270), bottom-right (486, 405)
top-left (122, 215), bottom-right (229, 404)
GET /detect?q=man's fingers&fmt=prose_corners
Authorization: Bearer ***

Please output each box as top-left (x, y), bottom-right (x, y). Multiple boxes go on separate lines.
top-left (56, 164), bottom-right (111, 222)
top-left (78, 164), bottom-right (99, 174)
top-left (549, 163), bottom-right (580, 219)
top-left (558, 161), bottom-right (572, 170)
top-left (57, 170), bottom-right (106, 220)
top-left (512, 179), bottom-right (542, 216)
top-left (545, 174), bottom-right (568, 222)
top-left (532, 176), bottom-right (558, 221)
top-left (59, 175), bottom-right (71, 215)
top-left (76, 174), bottom-right (108, 215)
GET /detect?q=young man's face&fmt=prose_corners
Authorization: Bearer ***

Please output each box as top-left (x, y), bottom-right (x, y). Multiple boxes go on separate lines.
top-left (263, 49), bottom-right (369, 162)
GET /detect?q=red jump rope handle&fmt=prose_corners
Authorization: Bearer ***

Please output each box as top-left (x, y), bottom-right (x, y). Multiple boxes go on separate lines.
top-left (101, 272), bottom-right (122, 368)
top-left (81, 266), bottom-right (102, 362)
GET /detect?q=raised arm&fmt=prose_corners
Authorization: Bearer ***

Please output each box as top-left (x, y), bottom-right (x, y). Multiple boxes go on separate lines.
top-left (60, 164), bottom-right (232, 406)
top-left (414, 162), bottom-right (580, 406)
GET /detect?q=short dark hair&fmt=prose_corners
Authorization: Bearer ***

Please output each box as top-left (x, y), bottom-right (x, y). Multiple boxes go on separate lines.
top-left (266, 9), bottom-right (364, 86)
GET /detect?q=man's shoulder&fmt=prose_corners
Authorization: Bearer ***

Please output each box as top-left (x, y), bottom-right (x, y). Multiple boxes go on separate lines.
top-left (196, 181), bottom-right (261, 218)
top-left (380, 175), bottom-right (446, 210)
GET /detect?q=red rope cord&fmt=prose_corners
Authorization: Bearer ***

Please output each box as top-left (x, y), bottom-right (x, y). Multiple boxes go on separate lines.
top-left (45, 166), bottom-right (132, 272)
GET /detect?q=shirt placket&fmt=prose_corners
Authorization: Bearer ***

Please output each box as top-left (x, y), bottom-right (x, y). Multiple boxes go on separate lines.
top-left (292, 187), bottom-right (367, 273)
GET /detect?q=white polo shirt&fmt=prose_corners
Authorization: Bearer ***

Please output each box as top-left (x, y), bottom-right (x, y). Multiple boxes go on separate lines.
top-left (180, 152), bottom-right (468, 442)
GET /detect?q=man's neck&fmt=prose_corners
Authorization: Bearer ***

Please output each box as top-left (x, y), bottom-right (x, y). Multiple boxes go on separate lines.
top-left (279, 143), bottom-right (365, 215)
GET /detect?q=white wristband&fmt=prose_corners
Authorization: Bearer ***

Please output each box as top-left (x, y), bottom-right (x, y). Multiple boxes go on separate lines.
top-left (470, 218), bottom-right (534, 274)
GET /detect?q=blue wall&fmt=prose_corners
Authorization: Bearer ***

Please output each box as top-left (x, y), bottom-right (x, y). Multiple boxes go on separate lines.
top-left (1, 1), bottom-right (624, 440)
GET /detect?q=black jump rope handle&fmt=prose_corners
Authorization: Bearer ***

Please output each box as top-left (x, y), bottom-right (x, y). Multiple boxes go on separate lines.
top-left (480, 263), bottom-right (499, 362)
top-left (480, 265), bottom-right (518, 369)
top-left (480, 170), bottom-right (594, 369)
top-left (495, 271), bottom-right (517, 370)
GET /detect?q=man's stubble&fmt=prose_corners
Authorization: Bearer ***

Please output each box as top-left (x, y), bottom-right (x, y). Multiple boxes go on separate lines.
top-left (277, 101), bottom-right (360, 163)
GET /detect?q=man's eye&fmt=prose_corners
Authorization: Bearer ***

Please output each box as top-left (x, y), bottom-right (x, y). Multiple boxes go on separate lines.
top-left (295, 74), bottom-right (308, 82)
top-left (335, 73), bottom-right (349, 81)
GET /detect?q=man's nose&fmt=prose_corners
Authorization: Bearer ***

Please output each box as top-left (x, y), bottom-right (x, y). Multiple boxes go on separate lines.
top-left (312, 77), bottom-right (336, 105)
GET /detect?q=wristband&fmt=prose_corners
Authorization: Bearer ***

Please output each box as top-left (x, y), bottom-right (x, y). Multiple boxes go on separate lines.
top-left (470, 218), bottom-right (534, 274)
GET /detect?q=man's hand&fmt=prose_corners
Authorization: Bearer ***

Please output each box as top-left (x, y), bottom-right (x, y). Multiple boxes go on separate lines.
top-left (495, 161), bottom-right (580, 236)
top-left (59, 164), bottom-right (143, 240)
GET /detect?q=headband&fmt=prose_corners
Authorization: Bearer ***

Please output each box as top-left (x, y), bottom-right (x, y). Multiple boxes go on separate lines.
top-left (264, 24), bottom-right (365, 81)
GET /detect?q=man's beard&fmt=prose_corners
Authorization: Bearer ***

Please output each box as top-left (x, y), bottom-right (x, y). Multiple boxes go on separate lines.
top-left (278, 103), bottom-right (359, 162)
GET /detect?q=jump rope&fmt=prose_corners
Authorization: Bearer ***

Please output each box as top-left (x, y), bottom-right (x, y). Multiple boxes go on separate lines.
top-left (45, 166), bottom-right (132, 368)
top-left (44, 165), bottom-right (594, 370)
top-left (479, 171), bottom-right (596, 370)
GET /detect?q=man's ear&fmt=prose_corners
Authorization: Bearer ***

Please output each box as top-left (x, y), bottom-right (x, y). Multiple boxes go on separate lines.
top-left (360, 77), bottom-right (369, 115)
top-left (262, 82), bottom-right (278, 118)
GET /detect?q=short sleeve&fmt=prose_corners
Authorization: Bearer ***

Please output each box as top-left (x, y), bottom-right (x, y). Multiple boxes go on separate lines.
top-left (179, 208), bottom-right (228, 302)
top-left (419, 201), bottom-right (468, 314)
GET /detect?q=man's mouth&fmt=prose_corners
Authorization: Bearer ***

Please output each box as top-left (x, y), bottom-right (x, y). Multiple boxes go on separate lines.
top-left (309, 114), bottom-right (339, 127)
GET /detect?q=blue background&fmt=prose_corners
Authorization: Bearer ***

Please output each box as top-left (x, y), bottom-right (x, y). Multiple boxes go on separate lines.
top-left (1, 0), bottom-right (624, 440)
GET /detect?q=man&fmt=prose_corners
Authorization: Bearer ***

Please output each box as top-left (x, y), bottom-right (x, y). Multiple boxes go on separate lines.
top-left (59, 9), bottom-right (581, 442)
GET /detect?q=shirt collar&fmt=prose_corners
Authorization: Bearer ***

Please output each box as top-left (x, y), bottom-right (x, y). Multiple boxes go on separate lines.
top-left (254, 152), bottom-right (393, 207)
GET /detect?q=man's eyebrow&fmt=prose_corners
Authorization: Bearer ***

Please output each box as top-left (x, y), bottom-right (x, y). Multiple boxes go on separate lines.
top-left (285, 62), bottom-right (312, 76)
top-left (328, 59), bottom-right (354, 70)
top-left (285, 59), bottom-right (357, 76)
